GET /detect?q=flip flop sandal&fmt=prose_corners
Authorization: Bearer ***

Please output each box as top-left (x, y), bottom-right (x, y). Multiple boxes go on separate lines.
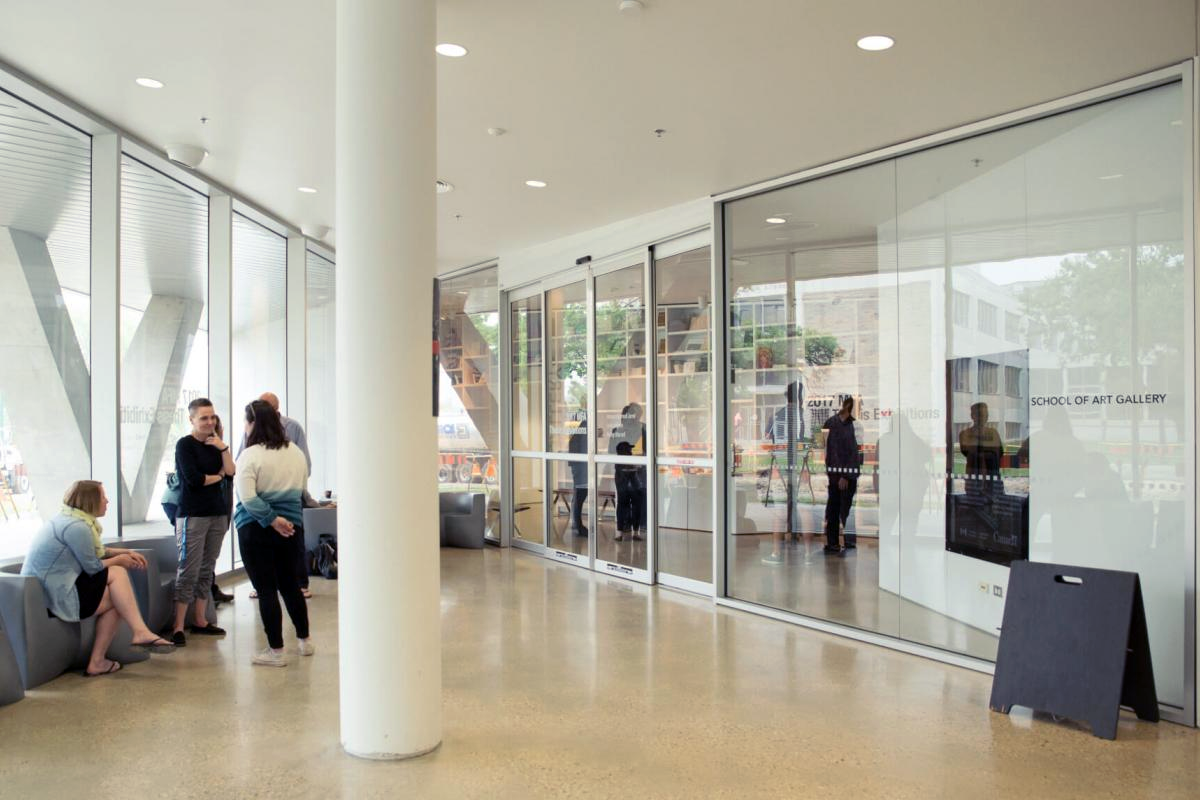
top-left (132, 637), bottom-right (177, 654)
top-left (84, 661), bottom-right (122, 677)
top-left (301, 588), bottom-right (313, 599)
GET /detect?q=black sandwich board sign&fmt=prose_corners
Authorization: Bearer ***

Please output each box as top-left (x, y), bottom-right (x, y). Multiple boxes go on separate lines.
top-left (989, 561), bottom-right (1158, 740)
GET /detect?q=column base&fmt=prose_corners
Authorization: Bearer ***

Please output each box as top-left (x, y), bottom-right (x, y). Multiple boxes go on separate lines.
top-left (342, 740), bottom-right (442, 761)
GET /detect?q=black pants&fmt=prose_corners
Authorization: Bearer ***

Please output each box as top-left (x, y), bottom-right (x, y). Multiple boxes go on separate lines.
top-left (615, 467), bottom-right (646, 532)
top-left (825, 474), bottom-right (858, 548)
top-left (238, 521), bottom-right (310, 649)
top-left (292, 525), bottom-right (309, 589)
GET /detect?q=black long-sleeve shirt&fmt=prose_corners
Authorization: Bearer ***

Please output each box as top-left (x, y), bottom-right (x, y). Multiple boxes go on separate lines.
top-left (175, 435), bottom-right (227, 518)
top-left (823, 413), bottom-right (862, 475)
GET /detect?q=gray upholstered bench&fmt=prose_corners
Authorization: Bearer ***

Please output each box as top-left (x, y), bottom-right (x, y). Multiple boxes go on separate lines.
top-left (0, 609), bottom-right (23, 705)
top-left (439, 493), bottom-right (486, 549)
top-left (0, 562), bottom-right (148, 689)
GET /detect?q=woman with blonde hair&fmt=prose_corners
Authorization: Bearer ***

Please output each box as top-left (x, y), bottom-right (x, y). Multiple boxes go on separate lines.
top-left (21, 480), bottom-right (175, 676)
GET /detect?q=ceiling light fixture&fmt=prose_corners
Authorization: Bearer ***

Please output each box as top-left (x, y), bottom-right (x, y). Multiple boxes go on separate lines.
top-left (436, 43), bottom-right (468, 57)
top-left (766, 217), bottom-right (787, 224)
top-left (301, 224), bottom-right (330, 239)
top-left (619, 0), bottom-right (646, 12)
top-left (436, 180), bottom-right (454, 194)
top-left (135, 77), bottom-right (164, 89)
top-left (164, 143), bottom-right (207, 169)
top-left (1098, 173), bottom-right (1123, 181)
top-left (856, 35), bottom-right (894, 51)
top-left (525, 180), bottom-right (547, 188)
top-left (298, 186), bottom-right (318, 193)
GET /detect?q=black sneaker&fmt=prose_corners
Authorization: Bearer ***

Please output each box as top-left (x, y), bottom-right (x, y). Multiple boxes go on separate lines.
top-left (170, 630), bottom-right (187, 647)
top-left (211, 584), bottom-right (234, 603)
top-left (189, 624), bottom-right (226, 636)
top-left (822, 546), bottom-right (841, 554)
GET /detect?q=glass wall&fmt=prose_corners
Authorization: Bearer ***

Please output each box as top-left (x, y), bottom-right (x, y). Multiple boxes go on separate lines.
top-left (119, 156), bottom-right (208, 534)
top-left (437, 267), bottom-right (500, 538)
top-left (546, 281), bottom-right (588, 454)
top-left (509, 292), bottom-right (544, 548)
top-left (307, 249), bottom-right (336, 498)
top-left (655, 246), bottom-right (714, 584)
top-left (723, 82), bottom-right (1193, 710)
top-left (231, 212), bottom-right (287, 447)
top-left (0, 90), bottom-right (91, 559)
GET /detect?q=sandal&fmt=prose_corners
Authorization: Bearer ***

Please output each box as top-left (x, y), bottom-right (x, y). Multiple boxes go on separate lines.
top-left (301, 588), bottom-right (313, 599)
top-left (132, 636), bottom-right (177, 654)
top-left (84, 661), bottom-right (122, 677)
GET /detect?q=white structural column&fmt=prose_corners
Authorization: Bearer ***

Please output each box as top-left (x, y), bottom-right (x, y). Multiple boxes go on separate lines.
top-left (336, 0), bottom-right (441, 758)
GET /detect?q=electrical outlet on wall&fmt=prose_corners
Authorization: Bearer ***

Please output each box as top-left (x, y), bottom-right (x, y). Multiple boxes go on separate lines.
top-left (978, 581), bottom-right (989, 594)
top-left (993, 584), bottom-right (1004, 598)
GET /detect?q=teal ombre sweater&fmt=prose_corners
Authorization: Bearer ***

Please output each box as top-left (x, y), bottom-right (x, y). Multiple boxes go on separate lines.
top-left (233, 442), bottom-right (308, 529)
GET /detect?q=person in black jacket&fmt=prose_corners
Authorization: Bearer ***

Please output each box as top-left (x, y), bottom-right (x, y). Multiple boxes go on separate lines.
top-left (170, 397), bottom-right (235, 646)
top-left (823, 396), bottom-right (863, 553)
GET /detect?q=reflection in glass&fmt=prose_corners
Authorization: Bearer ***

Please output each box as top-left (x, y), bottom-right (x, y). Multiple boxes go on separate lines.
top-left (510, 295), bottom-right (543, 452)
top-left (549, 459), bottom-right (589, 558)
top-left (656, 466), bottom-right (713, 583)
top-left (725, 158), bottom-right (897, 638)
top-left (437, 267), bottom-right (500, 538)
top-left (511, 457), bottom-right (545, 547)
top-left (596, 459), bottom-right (647, 571)
top-left (595, 264), bottom-right (646, 449)
top-left (547, 282), bottom-right (588, 454)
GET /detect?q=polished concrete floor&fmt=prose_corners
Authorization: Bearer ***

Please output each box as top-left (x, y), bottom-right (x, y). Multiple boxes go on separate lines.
top-left (0, 548), bottom-right (1197, 799)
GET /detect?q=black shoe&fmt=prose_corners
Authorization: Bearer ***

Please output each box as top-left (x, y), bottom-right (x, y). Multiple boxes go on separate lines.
top-left (189, 624), bottom-right (226, 636)
top-left (844, 543), bottom-right (857, 550)
top-left (211, 585), bottom-right (234, 603)
top-left (822, 546), bottom-right (841, 554)
top-left (170, 630), bottom-right (187, 647)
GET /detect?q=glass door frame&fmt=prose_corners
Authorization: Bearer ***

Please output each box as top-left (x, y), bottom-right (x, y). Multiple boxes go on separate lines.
top-left (505, 281), bottom-right (548, 555)
top-left (592, 250), bottom-right (655, 585)
top-left (652, 231), bottom-right (717, 595)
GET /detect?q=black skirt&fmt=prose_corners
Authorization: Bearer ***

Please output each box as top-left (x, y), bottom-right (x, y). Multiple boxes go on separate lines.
top-left (60, 568), bottom-right (108, 620)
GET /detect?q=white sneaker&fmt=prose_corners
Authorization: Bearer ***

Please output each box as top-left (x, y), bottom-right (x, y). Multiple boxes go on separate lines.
top-left (252, 647), bottom-right (287, 667)
top-left (297, 638), bottom-right (315, 657)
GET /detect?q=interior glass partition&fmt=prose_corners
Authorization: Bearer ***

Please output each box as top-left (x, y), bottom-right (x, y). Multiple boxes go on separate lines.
top-left (721, 80), bottom-right (1194, 715)
top-left (437, 266), bottom-right (500, 539)
top-left (306, 249), bottom-right (337, 499)
top-left (655, 245), bottom-right (714, 587)
top-left (546, 280), bottom-right (591, 562)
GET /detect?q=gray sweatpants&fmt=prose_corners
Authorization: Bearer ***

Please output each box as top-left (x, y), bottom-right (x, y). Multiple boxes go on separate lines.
top-left (175, 515), bottom-right (228, 604)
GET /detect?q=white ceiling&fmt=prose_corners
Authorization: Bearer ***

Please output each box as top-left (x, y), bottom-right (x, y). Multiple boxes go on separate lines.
top-left (0, 0), bottom-right (1195, 271)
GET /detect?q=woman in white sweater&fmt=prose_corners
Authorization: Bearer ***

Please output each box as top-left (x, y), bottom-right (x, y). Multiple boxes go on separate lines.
top-left (234, 400), bottom-right (312, 667)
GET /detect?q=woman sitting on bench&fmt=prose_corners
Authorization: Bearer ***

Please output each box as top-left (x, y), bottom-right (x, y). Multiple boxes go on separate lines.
top-left (21, 480), bottom-right (175, 676)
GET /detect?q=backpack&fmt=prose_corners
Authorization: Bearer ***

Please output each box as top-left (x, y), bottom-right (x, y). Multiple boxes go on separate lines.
top-left (307, 533), bottom-right (338, 580)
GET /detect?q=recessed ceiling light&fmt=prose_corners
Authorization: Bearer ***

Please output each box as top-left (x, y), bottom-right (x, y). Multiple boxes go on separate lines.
top-left (437, 180), bottom-right (454, 194)
top-left (135, 77), bottom-right (164, 89)
top-left (1170, 119), bottom-right (1183, 126)
top-left (766, 217), bottom-right (787, 224)
top-left (298, 186), bottom-right (318, 193)
top-left (856, 35), bottom-right (894, 51)
top-left (1098, 174), bottom-right (1123, 181)
top-left (436, 43), bottom-right (468, 57)
top-left (525, 180), bottom-right (547, 188)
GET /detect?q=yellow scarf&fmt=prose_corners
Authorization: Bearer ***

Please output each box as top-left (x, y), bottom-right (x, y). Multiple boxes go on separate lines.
top-left (61, 505), bottom-right (105, 558)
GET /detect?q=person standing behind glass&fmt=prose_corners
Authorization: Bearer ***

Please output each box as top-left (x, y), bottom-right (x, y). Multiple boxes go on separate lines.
top-left (610, 403), bottom-right (647, 541)
top-left (823, 396), bottom-right (863, 553)
top-left (567, 410), bottom-right (589, 538)
top-left (235, 400), bottom-right (313, 667)
top-left (763, 381), bottom-right (805, 566)
top-left (171, 397), bottom-right (233, 646)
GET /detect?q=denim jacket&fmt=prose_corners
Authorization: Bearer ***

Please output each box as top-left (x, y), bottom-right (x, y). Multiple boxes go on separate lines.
top-left (19, 514), bottom-right (106, 621)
